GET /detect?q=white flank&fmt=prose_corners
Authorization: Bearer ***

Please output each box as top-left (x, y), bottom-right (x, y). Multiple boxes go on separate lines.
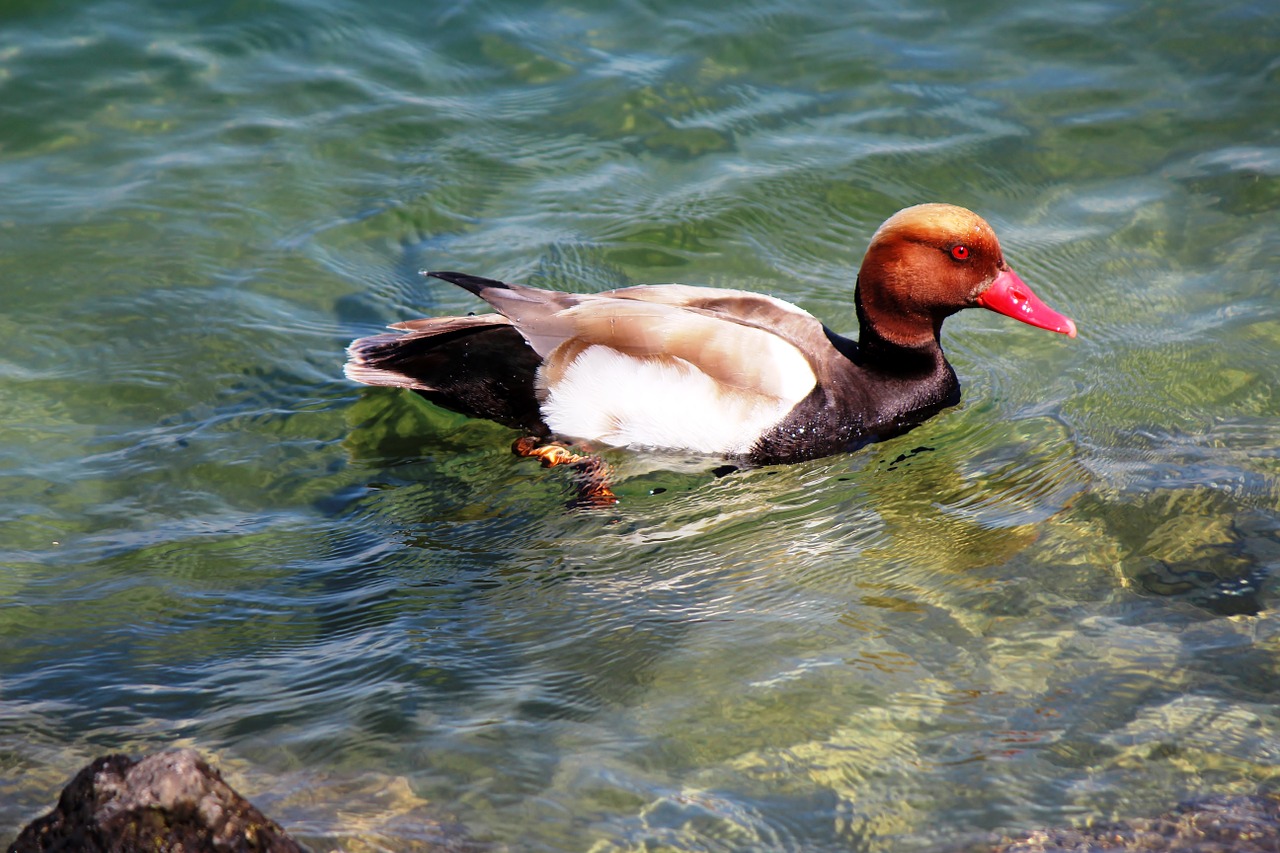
top-left (539, 342), bottom-right (815, 455)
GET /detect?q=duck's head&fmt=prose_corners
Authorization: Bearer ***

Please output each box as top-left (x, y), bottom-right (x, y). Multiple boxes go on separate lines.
top-left (855, 203), bottom-right (1076, 349)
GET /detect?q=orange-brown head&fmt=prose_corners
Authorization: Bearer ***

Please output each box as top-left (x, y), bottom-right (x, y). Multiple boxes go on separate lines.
top-left (855, 203), bottom-right (1076, 349)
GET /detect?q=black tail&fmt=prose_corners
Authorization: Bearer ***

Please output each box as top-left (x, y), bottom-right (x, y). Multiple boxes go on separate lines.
top-left (426, 270), bottom-right (512, 297)
top-left (346, 319), bottom-right (545, 433)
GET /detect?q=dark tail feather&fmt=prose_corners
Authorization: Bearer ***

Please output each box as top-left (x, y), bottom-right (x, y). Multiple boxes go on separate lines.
top-left (345, 319), bottom-right (545, 433)
top-left (345, 332), bottom-right (427, 390)
top-left (426, 270), bottom-right (512, 297)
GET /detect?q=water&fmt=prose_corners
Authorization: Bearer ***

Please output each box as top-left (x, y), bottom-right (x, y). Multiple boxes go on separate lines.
top-left (2, 0), bottom-right (1278, 849)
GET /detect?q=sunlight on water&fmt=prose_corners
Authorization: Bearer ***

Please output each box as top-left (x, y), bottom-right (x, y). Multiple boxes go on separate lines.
top-left (1, 0), bottom-right (1279, 850)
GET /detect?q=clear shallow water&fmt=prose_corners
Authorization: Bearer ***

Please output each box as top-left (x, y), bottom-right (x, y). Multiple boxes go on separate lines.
top-left (1, 0), bottom-right (1278, 849)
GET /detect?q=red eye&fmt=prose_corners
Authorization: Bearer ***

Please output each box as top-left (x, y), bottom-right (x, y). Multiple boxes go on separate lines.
top-left (950, 244), bottom-right (970, 261)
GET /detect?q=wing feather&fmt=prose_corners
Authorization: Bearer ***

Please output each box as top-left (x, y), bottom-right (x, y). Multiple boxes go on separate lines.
top-left (550, 300), bottom-right (815, 401)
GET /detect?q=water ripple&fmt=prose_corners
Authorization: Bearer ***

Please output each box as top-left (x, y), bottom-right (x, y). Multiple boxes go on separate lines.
top-left (4, 0), bottom-right (1280, 850)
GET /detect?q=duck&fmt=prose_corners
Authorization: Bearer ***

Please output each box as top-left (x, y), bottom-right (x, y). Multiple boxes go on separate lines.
top-left (345, 203), bottom-right (1076, 470)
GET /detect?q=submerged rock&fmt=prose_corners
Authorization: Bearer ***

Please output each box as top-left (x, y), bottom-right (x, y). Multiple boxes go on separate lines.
top-left (8, 749), bottom-right (307, 852)
top-left (971, 792), bottom-right (1280, 853)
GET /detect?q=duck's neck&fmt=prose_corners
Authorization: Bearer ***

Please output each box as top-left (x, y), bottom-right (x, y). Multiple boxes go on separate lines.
top-left (845, 298), bottom-right (960, 443)
top-left (853, 281), bottom-right (947, 374)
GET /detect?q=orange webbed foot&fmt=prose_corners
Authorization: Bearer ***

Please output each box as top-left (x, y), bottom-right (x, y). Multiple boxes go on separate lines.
top-left (512, 437), bottom-right (618, 506)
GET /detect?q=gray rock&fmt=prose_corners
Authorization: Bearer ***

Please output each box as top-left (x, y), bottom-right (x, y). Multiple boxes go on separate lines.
top-left (8, 750), bottom-right (307, 852)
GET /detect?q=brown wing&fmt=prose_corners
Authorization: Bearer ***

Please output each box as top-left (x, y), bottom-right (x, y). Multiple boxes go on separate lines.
top-left (420, 273), bottom-right (832, 415)
top-left (596, 284), bottom-right (837, 363)
top-left (537, 299), bottom-right (816, 404)
top-left (428, 272), bottom-right (838, 375)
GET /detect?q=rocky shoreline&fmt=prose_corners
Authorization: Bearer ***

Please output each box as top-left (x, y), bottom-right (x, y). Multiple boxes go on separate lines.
top-left (7, 750), bottom-right (1280, 852)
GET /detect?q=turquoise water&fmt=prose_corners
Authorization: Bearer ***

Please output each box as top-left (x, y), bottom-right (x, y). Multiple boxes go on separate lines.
top-left (2, 0), bottom-right (1279, 849)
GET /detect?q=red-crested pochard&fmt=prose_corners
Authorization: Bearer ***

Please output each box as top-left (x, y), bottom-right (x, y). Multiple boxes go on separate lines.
top-left (345, 203), bottom-right (1075, 469)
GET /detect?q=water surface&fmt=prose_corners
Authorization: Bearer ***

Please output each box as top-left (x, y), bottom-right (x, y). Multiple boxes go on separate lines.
top-left (2, 0), bottom-right (1279, 850)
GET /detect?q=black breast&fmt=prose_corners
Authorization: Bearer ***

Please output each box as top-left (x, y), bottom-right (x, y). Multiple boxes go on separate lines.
top-left (747, 331), bottom-right (960, 465)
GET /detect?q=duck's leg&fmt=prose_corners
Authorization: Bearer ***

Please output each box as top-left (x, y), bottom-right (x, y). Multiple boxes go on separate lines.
top-left (512, 437), bottom-right (618, 507)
